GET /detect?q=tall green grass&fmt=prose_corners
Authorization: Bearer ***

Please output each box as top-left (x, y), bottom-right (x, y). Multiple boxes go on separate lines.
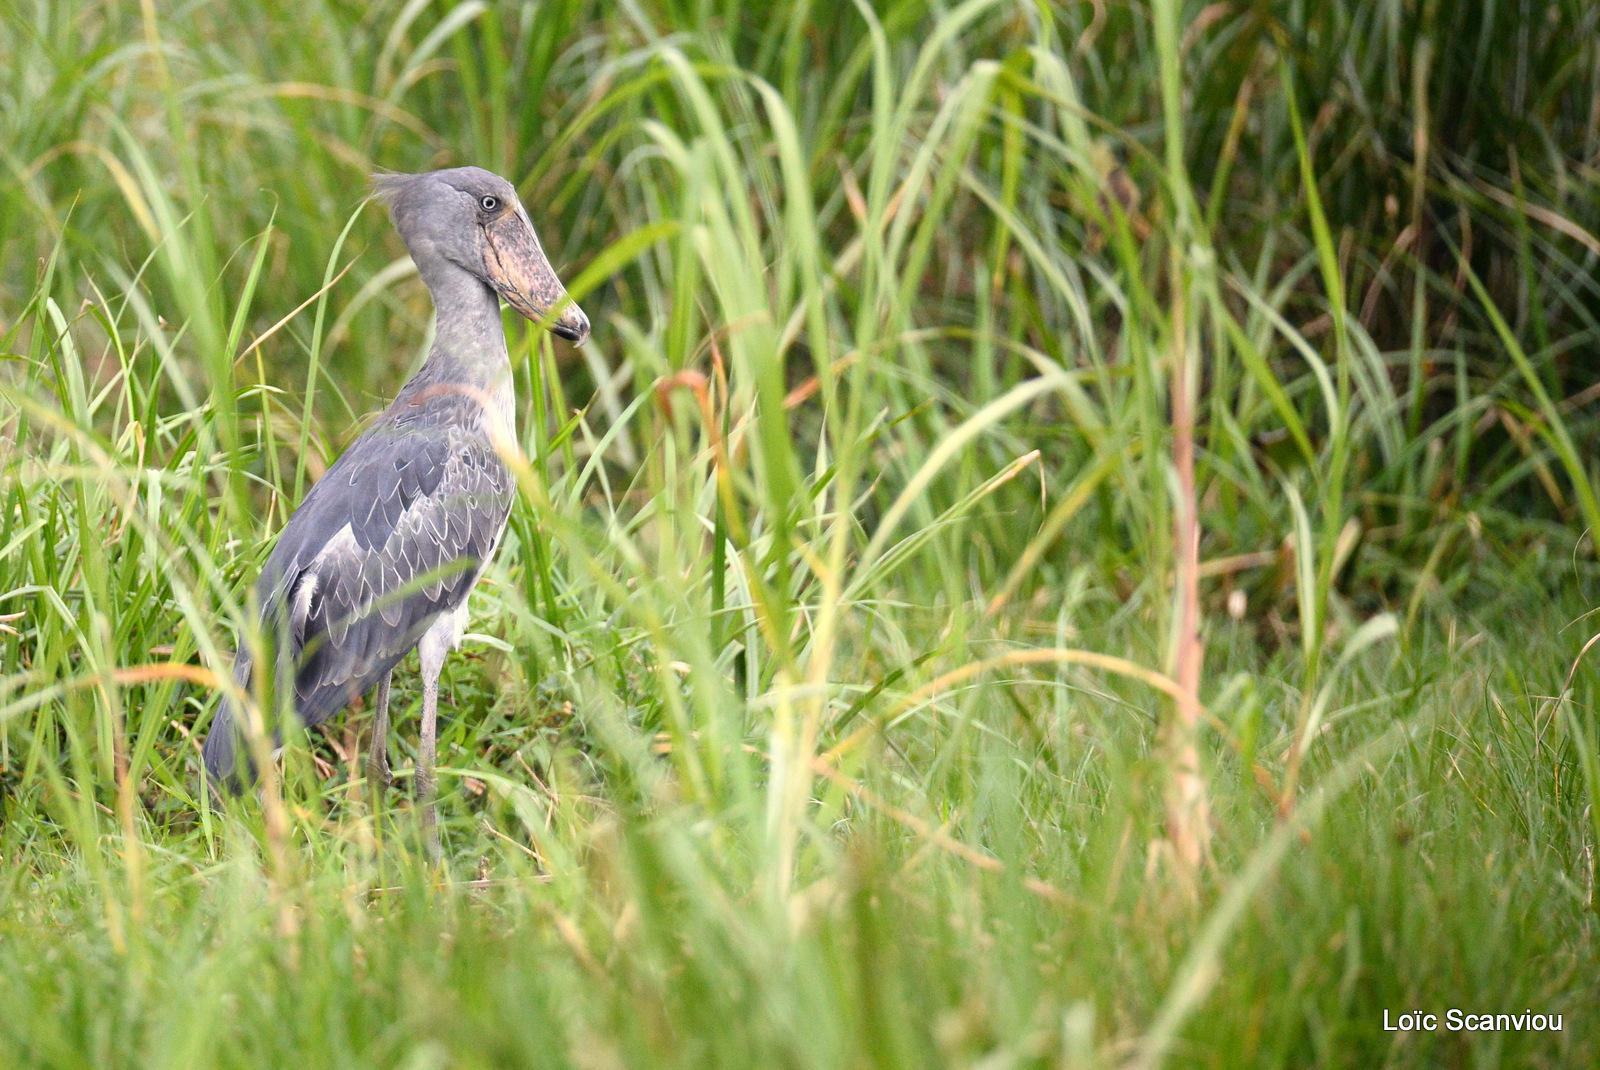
top-left (1, 0), bottom-right (1598, 1065)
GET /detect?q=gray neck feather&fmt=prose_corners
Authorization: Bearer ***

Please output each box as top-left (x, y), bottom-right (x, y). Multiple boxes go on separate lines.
top-left (419, 259), bottom-right (507, 385)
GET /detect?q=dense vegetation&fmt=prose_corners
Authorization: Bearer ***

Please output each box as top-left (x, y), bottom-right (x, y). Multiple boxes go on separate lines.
top-left (3, 0), bottom-right (1599, 1065)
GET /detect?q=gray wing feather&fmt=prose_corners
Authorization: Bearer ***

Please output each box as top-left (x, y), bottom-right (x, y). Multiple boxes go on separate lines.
top-left (222, 393), bottom-right (513, 755)
top-left (286, 423), bottom-right (511, 725)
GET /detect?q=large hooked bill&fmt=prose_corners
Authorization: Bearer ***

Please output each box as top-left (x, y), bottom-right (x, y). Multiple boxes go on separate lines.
top-left (482, 208), bottom-right (590, 344)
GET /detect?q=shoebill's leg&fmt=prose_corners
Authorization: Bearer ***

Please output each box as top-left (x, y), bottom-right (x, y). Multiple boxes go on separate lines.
top-left (366, 669), bottom-right (394, 796)
top-left (418, 662), bottom-right (441, 863)
top-left (417, 612), bottom-right (458, 866)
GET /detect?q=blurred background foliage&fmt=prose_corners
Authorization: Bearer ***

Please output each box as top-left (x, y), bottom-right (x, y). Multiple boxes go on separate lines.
top-left (4, 0), bottom-right (1599, 597)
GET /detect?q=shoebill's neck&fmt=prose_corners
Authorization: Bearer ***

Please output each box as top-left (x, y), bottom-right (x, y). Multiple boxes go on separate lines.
top-left (418, 259), bottom-right (510, 388)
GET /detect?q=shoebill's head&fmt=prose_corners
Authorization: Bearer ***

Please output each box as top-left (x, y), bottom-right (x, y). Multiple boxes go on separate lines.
top-left (373, 166), bottom-right (589, 344)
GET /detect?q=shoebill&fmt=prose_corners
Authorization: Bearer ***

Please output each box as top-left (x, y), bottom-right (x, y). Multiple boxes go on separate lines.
top-left (202, 166), bottom-right (588, 861)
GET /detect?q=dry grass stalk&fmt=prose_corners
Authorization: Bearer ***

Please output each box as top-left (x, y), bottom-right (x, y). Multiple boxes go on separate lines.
top-left (1164, 269), bottom-right (1211, 874)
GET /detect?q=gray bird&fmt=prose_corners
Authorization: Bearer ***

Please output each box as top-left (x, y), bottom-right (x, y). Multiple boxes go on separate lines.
top-left (203, 167), bottom-right (587, 860)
